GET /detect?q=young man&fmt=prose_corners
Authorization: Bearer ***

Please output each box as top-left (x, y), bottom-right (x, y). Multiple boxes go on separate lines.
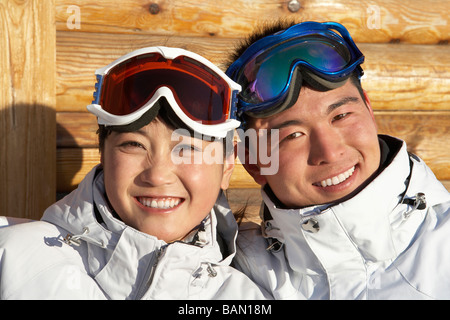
top-left (226, 21), bottom-right (450, 299)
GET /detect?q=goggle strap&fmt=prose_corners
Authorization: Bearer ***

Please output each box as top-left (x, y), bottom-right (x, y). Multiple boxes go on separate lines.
top-left (92, 74), bottom-right (103, 105)
top-left (229, 89), bottom-right (239, 120)
top-left (302, 70), bottom-right (350, 92)
top-left (103, 100), bottom-right (162, 132)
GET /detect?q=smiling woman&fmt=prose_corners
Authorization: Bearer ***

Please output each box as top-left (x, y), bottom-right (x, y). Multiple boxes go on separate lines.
top-left (101, 115), bottom-right (233, 242)
top-left (0, 47), bottom-right (270, 300)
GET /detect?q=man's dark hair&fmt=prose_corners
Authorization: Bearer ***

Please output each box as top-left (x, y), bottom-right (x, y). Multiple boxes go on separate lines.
top-left (225, 18), bottom-right (300, 69)
top-left (226, 19), bottom-right (367, 128)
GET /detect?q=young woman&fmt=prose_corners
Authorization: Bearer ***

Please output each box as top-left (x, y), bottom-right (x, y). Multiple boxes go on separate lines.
top-left (0, 47), bottom-right (270, 300)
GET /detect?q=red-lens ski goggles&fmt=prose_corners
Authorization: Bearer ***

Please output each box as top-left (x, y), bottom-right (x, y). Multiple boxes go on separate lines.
top-left (87, 47), bottom-right (241, 138)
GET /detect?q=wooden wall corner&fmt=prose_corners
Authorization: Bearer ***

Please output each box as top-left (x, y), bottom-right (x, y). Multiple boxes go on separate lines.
top-left (0, 0), bottom-right (56, 219)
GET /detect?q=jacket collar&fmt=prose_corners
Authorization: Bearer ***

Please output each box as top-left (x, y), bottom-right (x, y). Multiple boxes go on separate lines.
top-left (42, 165), bottom-right (239, 299)
top-left (262, 136), bottom-right (427, 263)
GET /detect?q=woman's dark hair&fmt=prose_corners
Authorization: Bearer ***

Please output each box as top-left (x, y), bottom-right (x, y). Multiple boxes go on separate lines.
top-left (97, 99), bottom-right (235, 158)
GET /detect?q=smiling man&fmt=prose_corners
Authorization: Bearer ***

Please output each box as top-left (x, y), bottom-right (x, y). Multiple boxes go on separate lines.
top-left (226, 20), bottom-right (450, 299)
top-left (246, 80), bottom-right (380, 208)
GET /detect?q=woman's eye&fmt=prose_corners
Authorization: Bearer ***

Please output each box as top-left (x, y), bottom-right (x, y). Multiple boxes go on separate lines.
top-left (173, 144), bottom-right (201, 155)
top-left (121, 141), bottom-right (145, 149)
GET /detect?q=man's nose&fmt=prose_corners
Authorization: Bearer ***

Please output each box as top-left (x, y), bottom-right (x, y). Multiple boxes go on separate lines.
top-left (307, 126), bottom-right (346, 166)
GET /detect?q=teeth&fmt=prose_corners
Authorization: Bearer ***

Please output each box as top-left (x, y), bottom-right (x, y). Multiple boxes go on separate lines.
top-left (138, 197), bottom-right (181, 209)
top-left (318, 166), bottom-right (355, 187)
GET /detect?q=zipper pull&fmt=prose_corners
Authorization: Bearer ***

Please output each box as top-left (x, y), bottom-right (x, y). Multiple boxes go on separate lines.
top-left (206, 263), bottom-right (217, 278)
top-left (63, 227), bottom-right (89, 246)
top-left (137, 246), bottom-right (167, 299)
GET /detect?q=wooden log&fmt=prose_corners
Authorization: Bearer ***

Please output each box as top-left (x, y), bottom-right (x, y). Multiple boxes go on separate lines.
top-left (362, 43), bottom-right (450, 111)
top-left (56, 111), bottom-right (450, 192)
top-left (376, 111), bottom-right (450, 181)
top-left (54, 0), bottom-right (449, 44)
top-left (55, 31), bottom-right (450, 112)
top-left (0, 1), bottom-right (56, 219)
top-left (57, 112), bottom-right (99, 148)
top-left (57, 148), bottom-right (98, 192)
top-left (442, 181), bottom-right (450, 192)
top-left (383, 111), bottom-right (450, 192)
top-left (226, 188), bottom-right (263, 224)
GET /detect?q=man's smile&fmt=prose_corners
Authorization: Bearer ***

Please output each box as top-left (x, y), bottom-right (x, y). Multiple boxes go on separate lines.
top-left (314, 166), bottom-right (356, 188)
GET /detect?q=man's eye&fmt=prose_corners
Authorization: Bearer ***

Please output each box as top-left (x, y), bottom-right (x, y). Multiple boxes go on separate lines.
top-left (286, 132), bottom-right (303, 140)
top-left (333, 113), bottom-right (349, 121)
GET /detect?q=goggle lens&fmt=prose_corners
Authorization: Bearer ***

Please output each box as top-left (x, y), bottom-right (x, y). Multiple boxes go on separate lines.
top-left (237, 35), bottom-right (351, 104)
top-left (100, 53), bottom-right (231, 124)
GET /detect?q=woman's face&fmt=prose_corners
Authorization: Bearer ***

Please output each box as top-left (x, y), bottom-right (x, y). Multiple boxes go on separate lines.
top-left (102, 118), bottom-right (234, 242)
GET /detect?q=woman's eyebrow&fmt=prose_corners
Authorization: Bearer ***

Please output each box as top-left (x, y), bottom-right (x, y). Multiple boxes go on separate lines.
top-left (112, 128), bottom-right (150, 140)
top-left (129, 128), bottom-right (149, 137)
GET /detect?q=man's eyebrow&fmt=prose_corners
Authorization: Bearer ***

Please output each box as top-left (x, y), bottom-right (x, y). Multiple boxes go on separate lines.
top-left (266, 96), bottom-right (361, 134)
top-left (268, 119), bottom-right (302, 135)
top-left (327, 96), bottom-right (360, 114)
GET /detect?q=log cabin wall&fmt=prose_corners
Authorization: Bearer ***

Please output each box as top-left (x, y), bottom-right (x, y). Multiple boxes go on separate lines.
top-left (0, 1), bottom-right (56, 220)
top-left (1, 0), bottom-right (449, 219)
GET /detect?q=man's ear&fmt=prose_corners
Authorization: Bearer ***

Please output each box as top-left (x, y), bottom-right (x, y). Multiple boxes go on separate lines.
top-left (363, 89), bottom-right (376, 124)
top-left (242, 161), bottom-right (267, 186)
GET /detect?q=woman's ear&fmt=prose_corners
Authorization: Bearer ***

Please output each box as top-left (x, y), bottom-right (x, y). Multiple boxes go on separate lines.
top-left (100, 149), bottom-right (105, 166)
top-left (220, 150), bottom-right (235, 190)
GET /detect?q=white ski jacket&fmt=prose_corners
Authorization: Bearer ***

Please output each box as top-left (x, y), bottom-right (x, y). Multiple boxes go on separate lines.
top-left (0, 166), bottom-right (270, 300)
top-left (235, 136), bottom-right (450, 299)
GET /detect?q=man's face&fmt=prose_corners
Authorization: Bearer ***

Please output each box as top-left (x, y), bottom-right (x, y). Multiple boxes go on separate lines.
top-left (246, 80), bottom-right (381, 208)
top-left (102, 118), bottom-right (234, 242)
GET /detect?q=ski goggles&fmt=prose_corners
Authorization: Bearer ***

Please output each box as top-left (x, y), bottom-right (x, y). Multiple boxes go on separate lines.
top-left (226, 21), bottom-right (364, 118)
top-left (87, 46), bottom-right (241, 138)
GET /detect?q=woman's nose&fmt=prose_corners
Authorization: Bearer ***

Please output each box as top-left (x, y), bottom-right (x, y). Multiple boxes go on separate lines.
top-left (139, 150), bottom-right (177, 186)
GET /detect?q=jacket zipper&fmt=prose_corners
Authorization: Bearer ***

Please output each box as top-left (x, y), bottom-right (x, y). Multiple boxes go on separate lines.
top-left (136, 246), bottom-right (166, 300)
